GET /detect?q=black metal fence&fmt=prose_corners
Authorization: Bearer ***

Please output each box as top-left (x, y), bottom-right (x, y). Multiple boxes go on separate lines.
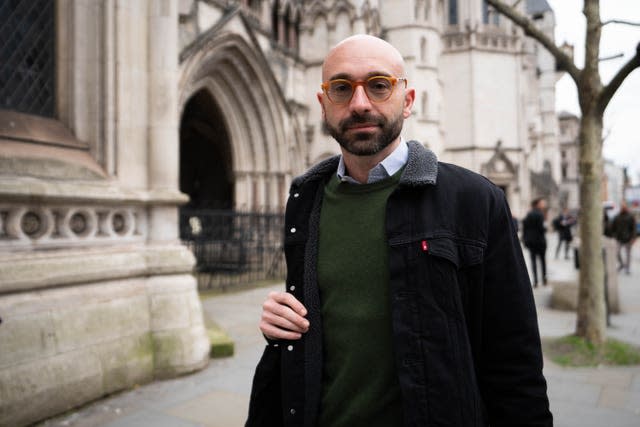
top-left (179, 209), bottom-right (285, 290)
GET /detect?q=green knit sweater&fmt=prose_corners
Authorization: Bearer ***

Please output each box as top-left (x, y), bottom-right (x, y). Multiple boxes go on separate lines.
top-left (317, 171), bottom-right (403, 427)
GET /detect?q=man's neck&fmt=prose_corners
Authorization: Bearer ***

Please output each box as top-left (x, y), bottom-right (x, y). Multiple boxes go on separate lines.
top-left (341, 138), bottom-right (401, 184)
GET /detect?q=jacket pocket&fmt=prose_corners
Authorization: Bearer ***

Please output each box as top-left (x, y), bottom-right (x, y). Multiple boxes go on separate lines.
top-left (424, 236), bottom-right (484, 269)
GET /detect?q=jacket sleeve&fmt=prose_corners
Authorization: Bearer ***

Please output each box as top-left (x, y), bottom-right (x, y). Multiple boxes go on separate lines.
top-left (478, 189), bottom-right (553, 426)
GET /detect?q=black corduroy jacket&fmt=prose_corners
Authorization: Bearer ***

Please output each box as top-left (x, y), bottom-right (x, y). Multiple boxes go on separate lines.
top-left (246, 141), bottom-right (553, 427)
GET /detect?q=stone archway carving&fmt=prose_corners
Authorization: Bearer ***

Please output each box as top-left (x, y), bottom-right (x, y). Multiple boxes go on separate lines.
top-left (179, 32), bottom-right (292, 211)
top-left (481, 139), bottom-right (519, 196)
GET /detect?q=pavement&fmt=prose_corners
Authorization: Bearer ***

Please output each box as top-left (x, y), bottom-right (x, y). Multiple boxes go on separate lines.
top-left (38, 234), bottom-right (640, 427)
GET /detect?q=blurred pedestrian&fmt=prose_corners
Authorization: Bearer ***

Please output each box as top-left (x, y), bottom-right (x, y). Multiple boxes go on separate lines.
top-left (553, 207), bottom-right (576, 260)
top-left (523, 198), bottom-right (547, 287)
top-left (610, 205), bottom-right (637, 274)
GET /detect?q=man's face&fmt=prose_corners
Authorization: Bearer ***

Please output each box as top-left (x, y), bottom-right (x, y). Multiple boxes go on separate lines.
top-left (317, 37), bottom-right (415, 156)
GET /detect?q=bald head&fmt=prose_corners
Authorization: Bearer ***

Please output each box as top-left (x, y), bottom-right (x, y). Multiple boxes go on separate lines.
top-left (321, 35), bottom-right (406, 81)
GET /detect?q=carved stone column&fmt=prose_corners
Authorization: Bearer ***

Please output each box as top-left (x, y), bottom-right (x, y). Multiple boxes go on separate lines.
top-left (145, 0), bottom-right (209, 378)
top-left (148, 0), bottom-right (183, 242)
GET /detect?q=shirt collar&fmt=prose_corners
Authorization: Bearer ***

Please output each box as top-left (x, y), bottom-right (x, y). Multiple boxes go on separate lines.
top-left (336, 137), bottom-right (409, 184)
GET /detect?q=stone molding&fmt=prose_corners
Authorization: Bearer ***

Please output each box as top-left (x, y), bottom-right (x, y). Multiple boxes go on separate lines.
top-left (443, 30), bottom-right (520, 53)
top-left (0, 244), bottom-right (196, 294)
top-left (0, 177), bottom-right (189, 205)
top-left (0, 203), bottom-right (146, 252)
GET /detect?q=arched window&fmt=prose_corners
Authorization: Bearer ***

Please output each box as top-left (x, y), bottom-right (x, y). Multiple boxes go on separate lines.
top-left (483, 1), bottom-right (500, 26)
top-left (448, 0), bottom-right (458, 25)
top-left (272, 0), bottom-right (280, 41)
top-left (482, 0), bottom-right (489, 24)
top-left (421, 91), bottom-right (428, 117)
top-left (293, 11), bottom-right (301, 53)
top-left (335, 10), bottom-right (351, 43)
top-left (0, 0), bottom-right (56, 117)
top-left (420, 37), bottom-right (427, 62)
top-left (284, 5), bottom-right (292, 49)
top-left (249, 0), bottom-right (261, 13)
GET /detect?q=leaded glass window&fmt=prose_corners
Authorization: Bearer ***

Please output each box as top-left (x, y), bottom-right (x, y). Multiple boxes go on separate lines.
top-left (0, 0), bottom-right (56, 118)
top-left (448, 0), bottom-right (458, 25)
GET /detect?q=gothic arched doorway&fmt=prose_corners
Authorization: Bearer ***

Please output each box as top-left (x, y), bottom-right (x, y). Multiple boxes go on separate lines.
top-left (179, 89), bottom-right (233, 210)
top-left (178, 32), bottom-right (297, 288)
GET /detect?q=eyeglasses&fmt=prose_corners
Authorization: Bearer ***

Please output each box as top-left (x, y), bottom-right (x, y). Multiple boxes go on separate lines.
top-left (321, 76), bottom-right (407, 104)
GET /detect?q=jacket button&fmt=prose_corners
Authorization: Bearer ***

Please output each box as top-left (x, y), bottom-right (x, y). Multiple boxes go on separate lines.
top-left (290, 227), bottom-right (297, 233)
top-left (290, 408), bottom-right (296, 415)
top-left (293, 192), bottom-right (300, 198)
top-left (287, 345), bottom-right (294, 351)
top-left (289, 285), bottom-right (295, 291)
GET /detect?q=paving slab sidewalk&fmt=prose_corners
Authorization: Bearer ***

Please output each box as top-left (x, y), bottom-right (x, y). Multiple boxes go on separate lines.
top-left (38, 238), bottom-right (640, 427)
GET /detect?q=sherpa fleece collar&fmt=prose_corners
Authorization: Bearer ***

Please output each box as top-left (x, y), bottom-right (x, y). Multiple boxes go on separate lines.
top-left (292, 140), bottom-right (438, 188)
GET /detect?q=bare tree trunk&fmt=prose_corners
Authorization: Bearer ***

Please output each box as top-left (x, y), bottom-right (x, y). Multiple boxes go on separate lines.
top-left (572, 0), bottom-right (607, 345)
top-left (486, 0), bottom-right (640, 345)
top-left (575, 112), bottom-right (606, 344)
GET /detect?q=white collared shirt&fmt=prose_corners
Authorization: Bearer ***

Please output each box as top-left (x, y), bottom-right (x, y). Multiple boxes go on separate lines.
top-left (337, 138), bottom-right (409, 184)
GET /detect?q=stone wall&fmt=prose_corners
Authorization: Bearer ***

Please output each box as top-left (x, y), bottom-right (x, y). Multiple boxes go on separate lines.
top-left (0, 2), bottom-right (210, 425)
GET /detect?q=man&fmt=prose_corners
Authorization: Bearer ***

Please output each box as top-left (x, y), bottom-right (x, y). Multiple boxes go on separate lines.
top-left (553, 207), bottom-right (576, 260)
top-left (247, 35), bottom-right (552, 427)
top-left (610, 205), bottom-right (637, 274)
top-left (522, 198), bottom-right (548, 287)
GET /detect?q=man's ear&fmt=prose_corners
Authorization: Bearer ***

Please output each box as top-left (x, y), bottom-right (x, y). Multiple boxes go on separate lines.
top-left (317, 92), bottom-right (326, 119)
top-left (403, 88), bottom-right (416, 118)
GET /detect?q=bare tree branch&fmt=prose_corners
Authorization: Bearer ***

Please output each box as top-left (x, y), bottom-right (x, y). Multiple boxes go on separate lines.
top-left (599, 53), bottom-right (624, 62)
top-left (510, 0), bottom-right (523, 8)
top-left (597, 43), bottom-right (640, 114)
top-left (486, 0), bottom-right (581, 83)
top-left (602, 19), bottom-right (640, 28)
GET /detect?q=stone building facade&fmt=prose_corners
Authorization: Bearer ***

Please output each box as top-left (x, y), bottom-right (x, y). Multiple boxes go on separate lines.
top-left (176, 0), bottom-right (561, 218)
top-left (0, 2), bottom-right (210, 426)
top-left (558, 110), bottom-right (580, 210)
top-left (0, 0), bottom-right (562, 424)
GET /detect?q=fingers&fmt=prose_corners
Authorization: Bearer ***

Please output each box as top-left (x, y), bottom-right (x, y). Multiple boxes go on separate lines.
top-left (260, 291), bottom-right (309, 341)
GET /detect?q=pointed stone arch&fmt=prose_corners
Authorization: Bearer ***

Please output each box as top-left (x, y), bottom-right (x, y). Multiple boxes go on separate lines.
top-left (179, 32), bottom-right (291, 211)
top-left (482, 139), bottom-right (520, 200)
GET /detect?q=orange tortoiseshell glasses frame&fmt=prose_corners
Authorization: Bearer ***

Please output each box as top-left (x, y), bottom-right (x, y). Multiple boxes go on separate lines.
top-left (321, 76), bottom-right (408, 104)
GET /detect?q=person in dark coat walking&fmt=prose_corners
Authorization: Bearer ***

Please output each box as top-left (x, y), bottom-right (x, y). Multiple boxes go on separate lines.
top-left (522, 198), bottom-right (548, 286)
top-left (610, 205), bottom-right (637, 274)
top-left (246, 35), bottom-right (551, 427)
top-left (553, 207), bottom-right (576, 260)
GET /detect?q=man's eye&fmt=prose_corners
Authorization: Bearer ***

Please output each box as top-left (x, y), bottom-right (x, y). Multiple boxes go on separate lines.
top-left (331, 83), bottom-right (351, 93)
top-left (369, 79), bottom-right (391, 91)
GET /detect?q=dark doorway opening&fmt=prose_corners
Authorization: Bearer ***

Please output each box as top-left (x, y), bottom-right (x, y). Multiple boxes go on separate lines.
top-left (178, 90), bottom-right (285, 290)
top-left (179, 90), bottom-right (233, 210)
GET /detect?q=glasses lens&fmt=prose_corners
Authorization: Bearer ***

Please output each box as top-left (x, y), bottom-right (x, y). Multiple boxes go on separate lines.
top-left (328, 80), bottom-right (353, 103)
top-left (366, 77), bottom-right (393, 101)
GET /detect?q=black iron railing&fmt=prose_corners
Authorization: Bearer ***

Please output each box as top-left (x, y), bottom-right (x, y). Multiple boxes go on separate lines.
top-left (180, 209), bottom-right (285, 290)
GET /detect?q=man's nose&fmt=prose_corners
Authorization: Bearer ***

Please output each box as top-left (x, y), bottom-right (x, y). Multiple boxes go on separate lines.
top-left (349, 85), bottom-right (372, 113)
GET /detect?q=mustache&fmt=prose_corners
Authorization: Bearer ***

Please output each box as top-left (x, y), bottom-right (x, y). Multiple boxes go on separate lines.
top-left (339, 113), bottom-right (385, 131)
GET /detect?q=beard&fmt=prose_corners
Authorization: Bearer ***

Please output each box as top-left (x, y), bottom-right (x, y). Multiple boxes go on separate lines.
top-left (323, 111), bottom-right (404, 156)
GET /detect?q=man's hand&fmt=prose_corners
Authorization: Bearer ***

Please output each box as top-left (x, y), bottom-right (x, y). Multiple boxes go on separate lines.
top-left (260, 291), bottom-right (309, 340)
